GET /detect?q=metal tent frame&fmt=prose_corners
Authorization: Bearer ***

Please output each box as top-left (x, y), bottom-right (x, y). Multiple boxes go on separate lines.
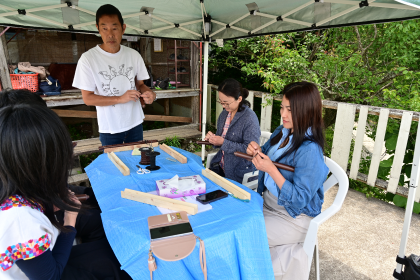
top-left (1, 1), bottom-right (420, 278)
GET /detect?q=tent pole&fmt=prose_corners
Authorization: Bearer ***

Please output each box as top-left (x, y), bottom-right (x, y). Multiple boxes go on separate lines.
top-left (201, 41), bottom-right (209, 162)
top-left (395, 120), bottom-right (420, 278)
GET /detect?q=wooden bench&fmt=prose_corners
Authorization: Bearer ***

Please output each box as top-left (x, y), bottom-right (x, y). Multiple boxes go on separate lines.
top-left (73, 124), bottom-right (202, 156)
top-left (71, 124), bottom-right (202, 187)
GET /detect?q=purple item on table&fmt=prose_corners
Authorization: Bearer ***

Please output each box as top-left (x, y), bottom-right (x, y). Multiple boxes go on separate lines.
top-left (156, 175), bottom-right (206, 198)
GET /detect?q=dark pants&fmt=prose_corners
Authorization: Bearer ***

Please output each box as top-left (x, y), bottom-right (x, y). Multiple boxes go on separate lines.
top-left (61, 239), bottom-right (132, 280)
top-left (56, 187), bottom-right (132, 279)
top-left (209, 161), bottom-right (225, 178)
top-left (99, 123), bottom-right (143, 146)
top-left (55, 207), bottom-right (104, 244)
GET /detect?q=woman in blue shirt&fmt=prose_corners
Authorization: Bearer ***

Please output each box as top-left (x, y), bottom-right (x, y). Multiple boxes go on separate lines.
top-left (246, 82), bottom-right (329, 280)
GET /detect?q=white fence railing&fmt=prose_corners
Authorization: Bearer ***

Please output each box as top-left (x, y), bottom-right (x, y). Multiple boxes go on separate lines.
top-left (207, 84), bottom-right (420, 201)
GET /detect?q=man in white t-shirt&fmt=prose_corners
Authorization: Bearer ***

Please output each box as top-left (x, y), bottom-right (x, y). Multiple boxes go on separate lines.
top-left (73, 4), bottom-right (156, 146)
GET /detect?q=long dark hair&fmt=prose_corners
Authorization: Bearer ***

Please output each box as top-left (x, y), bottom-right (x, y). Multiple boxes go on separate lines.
top-left (270, 82), bottom-right (324, 160)
top-left (0, 105), bottom-right (79, 231)
top-left (0, 89), bottom-right (47, 108)
top-left (217, 78), bottom-right (250, 112)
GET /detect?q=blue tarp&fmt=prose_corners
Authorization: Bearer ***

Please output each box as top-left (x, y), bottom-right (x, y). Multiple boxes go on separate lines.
top-left (85, 146), bottom-right (274, 280)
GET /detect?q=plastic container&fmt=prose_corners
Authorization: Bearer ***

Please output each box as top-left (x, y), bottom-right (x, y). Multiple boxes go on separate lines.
top-left (10, 73), bottom-right (39, 92)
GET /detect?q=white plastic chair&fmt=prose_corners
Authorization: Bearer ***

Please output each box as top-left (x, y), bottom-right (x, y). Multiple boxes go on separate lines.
top-left (206, 131), bottom-right (272, 191)
top-left (302, 157), bottom-right (349, 280)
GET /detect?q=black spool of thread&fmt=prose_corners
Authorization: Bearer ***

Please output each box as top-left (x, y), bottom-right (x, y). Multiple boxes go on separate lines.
top-left (146, 151), bottom-right (160, 171)
top-left (139, 147), bottom-right (151, 165)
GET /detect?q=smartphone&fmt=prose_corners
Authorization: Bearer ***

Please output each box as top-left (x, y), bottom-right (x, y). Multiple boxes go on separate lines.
top-left (150, 222), bottom-right (193, 241)
top-left (196, 190), bottom-right (228, 204)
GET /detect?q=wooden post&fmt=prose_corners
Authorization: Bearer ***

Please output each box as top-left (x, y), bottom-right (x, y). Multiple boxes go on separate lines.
top-left (0, 27), bottom-right (12, 90)
top-left (90, 106), bottom-right (99, 137)
top-left (206, 84), bottom-right (212, 125)
top-left (366, 109), bottom-right (390, 186)
top-left (247, 90), bottom-right (254, 110)
top-left (330, 103), bottom-right (356, 171)
top-left (191, 95), bottom-right (199, 124)
top-left (164, 98), bottom-right (170, 127)
top-left (260, 93), bottom-right (273, 132)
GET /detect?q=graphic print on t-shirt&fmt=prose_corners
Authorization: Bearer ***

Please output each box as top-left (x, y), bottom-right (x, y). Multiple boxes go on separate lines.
top-left (99, 64), bottom-right (135, 97)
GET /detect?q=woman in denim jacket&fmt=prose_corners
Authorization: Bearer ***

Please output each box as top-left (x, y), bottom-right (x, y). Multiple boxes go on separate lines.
top-left (246, 82), bottom-right (329, 280)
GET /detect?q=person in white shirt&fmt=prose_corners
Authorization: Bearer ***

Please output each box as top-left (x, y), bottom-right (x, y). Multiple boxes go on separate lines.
top-left (73, 4), bottom-right (156, 146)
top-left (0, 104), bottom-right (131, 280)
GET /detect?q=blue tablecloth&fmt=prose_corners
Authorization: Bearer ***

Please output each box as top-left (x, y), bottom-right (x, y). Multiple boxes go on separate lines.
top-left (85, 147), bottom-right (274, 280)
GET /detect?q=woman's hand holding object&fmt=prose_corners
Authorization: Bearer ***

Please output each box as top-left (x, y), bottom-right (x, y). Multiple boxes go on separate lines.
top-left (208, 135), bottom-right (224, 146)
top-left (252, 151), bottom-right (276, 174)
top-left (246, 141), bottom-right (261, 157)
top-left (204, 131), bottom-right (214, 141)
top-left (63, 191), bottom-right (81, 228)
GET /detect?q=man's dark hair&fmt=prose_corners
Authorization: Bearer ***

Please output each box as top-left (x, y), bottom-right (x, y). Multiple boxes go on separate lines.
top-left (0, 104), bottom-right (78, 231)
top-left (0, 89), bottom-right (46, 108)
top-left (96, 4), bottom-right (124, 26)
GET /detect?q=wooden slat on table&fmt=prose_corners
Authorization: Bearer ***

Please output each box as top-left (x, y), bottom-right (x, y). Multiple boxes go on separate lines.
top-left (73, 125), bottom-right (201, 156)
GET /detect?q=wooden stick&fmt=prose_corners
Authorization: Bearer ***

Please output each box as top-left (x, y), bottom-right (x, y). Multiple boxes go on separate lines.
top-left (99, 140), bottom-right (158, 150)
top-left (104, 142), bottom-right (159, 153)
top-left (201, 169), bottom-right (251, 200)
top-left (75, 194), bottom-right (89, 201)
top-left (107, 152), bottom-right (130, 176)
top-left (234, 152), bottom-right (295, 172)
top-left (121, 189), bottom-right (198, 215)
top-left (159, 144), bottom-right (187, 164)
top-left (196, 141), bottom-right (211, 145)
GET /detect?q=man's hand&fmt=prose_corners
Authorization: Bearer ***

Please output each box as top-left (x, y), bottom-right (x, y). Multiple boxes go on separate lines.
top-left (140, 90), bottom-right (156, 105)
top-left (246, 141), bottom-right (262, 156)
top-left (118, 90), bottom-right (141, 104)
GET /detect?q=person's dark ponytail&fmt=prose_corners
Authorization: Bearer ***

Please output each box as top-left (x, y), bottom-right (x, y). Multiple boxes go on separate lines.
top-left (218, 78), bottom-right (250, 112)
top-left (239, 88), bottom-right (251, 110)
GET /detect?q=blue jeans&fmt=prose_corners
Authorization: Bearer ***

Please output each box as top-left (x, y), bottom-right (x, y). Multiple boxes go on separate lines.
top-left (99, 123), bottom-right (143, 146)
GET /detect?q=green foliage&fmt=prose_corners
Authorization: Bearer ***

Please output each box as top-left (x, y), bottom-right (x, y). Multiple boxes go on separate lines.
top-left (80, 152), bottom-right (101, 172)
top-left (143, 121), bottom-right (165, 131)
top-left (209, 20), bottom-right (420, 111)
top-left (377, 119), bottom-right (417, 187)
top-left (385, 193), bottom-right (420, 214)
top-left (67, 124), bottom-right (87, 141)
top-left (161, 136), bottom-right (181, 148)
top-left (210, 21), bottom-right (420, 213)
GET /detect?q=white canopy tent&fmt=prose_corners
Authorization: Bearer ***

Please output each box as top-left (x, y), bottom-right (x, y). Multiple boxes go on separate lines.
top-left (1, 1), bottom-right (420, 278)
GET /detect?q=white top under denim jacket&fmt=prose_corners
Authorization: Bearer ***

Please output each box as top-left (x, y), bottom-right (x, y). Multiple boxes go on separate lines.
top-left (257, 126), bottom-right (329, 218)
